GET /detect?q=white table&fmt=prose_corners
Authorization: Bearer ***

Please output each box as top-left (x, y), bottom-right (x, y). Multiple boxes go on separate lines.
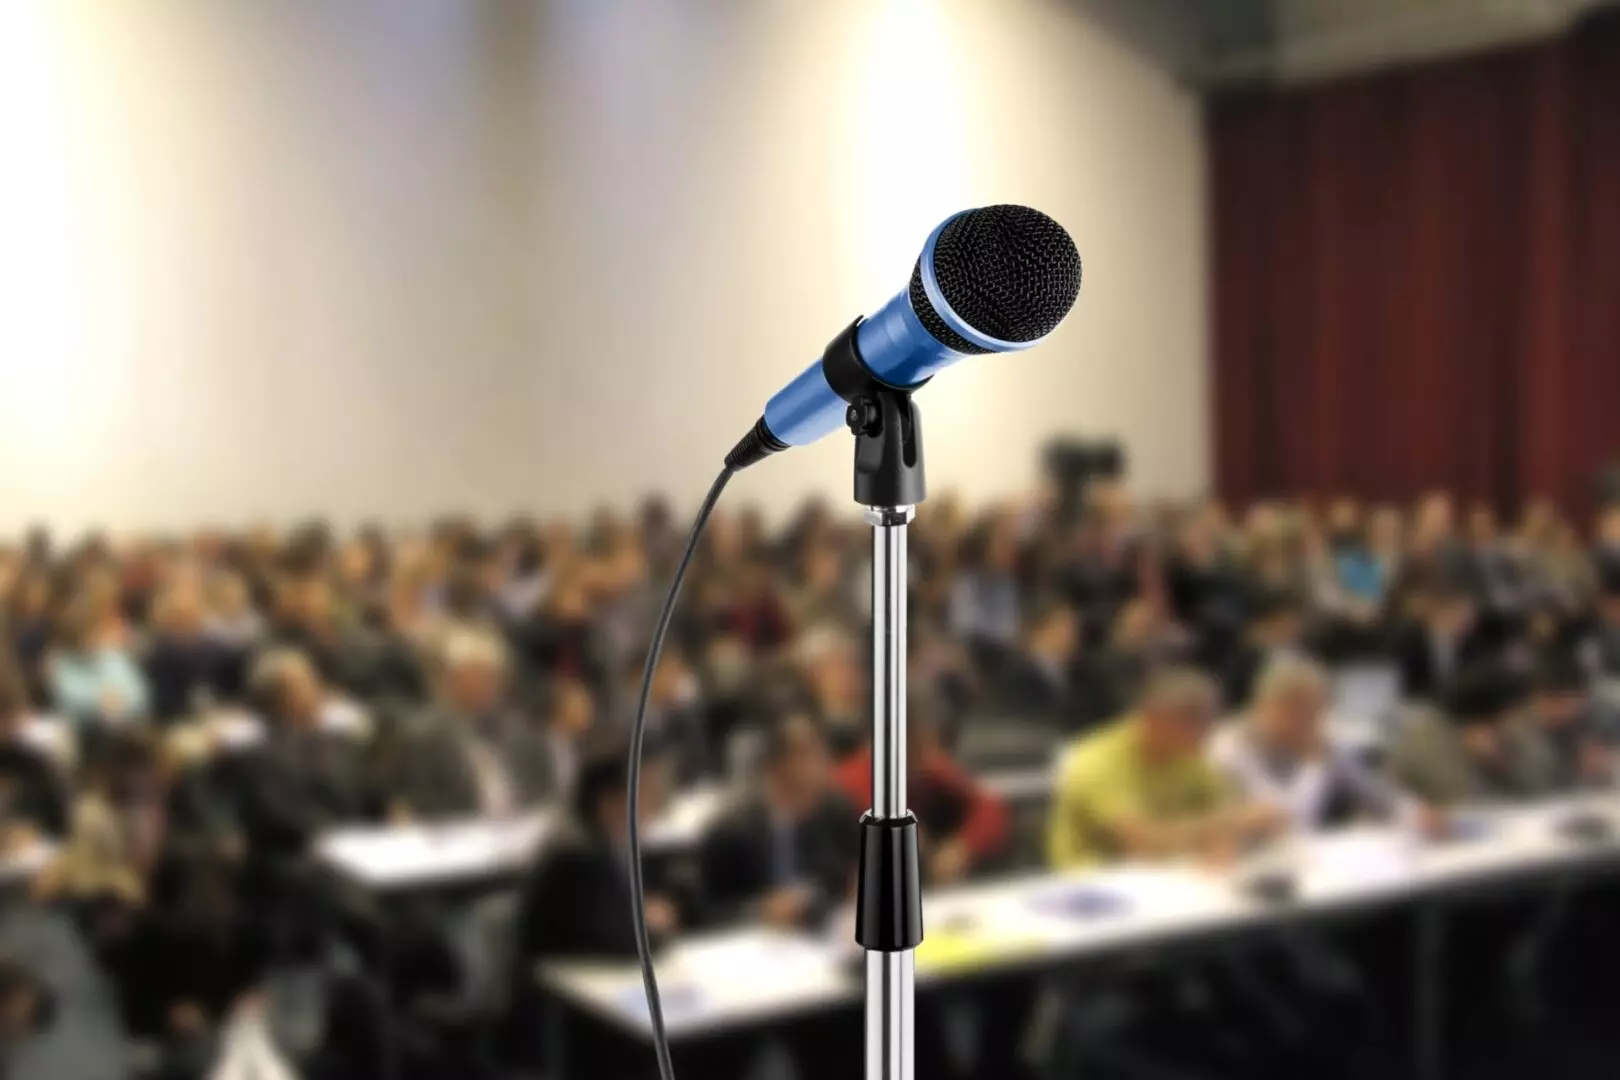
top-left (316, 784), bottom-right (734, 893)
top-left (538, 795), bottom-right (1620, 1045)
top-left (317, 812), bottom-right (559, 892)
top-left (318, 770), bottom-right (1052, 894)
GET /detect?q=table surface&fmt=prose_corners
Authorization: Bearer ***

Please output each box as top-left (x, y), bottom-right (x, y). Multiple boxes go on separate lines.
top-left (538, 793), bottom-right (1620, 1041)
top-left (315, 714), bottom-right (1384, 893)
top-left (315, 784), bottom-right (733, 891)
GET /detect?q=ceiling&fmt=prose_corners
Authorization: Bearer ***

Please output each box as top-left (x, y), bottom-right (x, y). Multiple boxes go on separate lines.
top-left (1073, 0), bottom-right (1618, 86)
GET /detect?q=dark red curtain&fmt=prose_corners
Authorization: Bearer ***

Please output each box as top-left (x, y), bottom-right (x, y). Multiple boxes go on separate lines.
top-left (1210, 12), bottom-right (1620, 516)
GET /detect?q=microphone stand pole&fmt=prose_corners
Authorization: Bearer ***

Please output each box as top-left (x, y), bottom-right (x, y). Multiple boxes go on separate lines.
top-left (846, 379), bottom-right (927, 1080)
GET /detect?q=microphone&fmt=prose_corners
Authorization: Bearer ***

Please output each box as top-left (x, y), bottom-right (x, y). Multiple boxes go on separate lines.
top-left (726, 204), bottom-right (1081, 470)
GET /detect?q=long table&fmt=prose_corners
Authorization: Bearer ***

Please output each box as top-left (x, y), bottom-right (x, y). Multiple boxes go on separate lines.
top-left (314, 709), bottom-right (1381, 896)
top-left (537, 794), bottom-right (1620, 1078)
top-left (314, 784), bottom-right (733, 893)
top-left (315, 769), bottom-right (1056, 894)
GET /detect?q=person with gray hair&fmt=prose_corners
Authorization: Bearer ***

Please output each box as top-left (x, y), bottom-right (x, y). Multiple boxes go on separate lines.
top-left (225, 645), bottom-right (379, 844)
top-left (1211, 653), bottom-right (1417, 832)
top-left (381, 628), bottom-right (558, 821)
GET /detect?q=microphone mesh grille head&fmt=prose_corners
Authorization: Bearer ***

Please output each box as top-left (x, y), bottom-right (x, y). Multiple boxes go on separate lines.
top-left (908, 204), bottom-right (1081, 353)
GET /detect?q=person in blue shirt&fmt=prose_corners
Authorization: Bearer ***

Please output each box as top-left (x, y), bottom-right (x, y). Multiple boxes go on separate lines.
top-left (46, 600), bottom-right (149, 730)
top-left (1326, 503), bottom-right (1387, 608)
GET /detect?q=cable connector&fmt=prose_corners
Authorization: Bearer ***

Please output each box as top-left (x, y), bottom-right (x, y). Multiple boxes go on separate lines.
top-left (724, 416), bottom-right (788, 471)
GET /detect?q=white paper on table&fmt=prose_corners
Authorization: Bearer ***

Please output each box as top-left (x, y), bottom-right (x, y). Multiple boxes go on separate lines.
top-left (671, 931), bottom-right (833, 986)
top-left (1300, 829), bottom-right (1416, 893)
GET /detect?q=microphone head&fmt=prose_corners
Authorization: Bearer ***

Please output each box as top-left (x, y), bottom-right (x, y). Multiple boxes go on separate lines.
top-left (908, 204), bottom-right (1082, 355)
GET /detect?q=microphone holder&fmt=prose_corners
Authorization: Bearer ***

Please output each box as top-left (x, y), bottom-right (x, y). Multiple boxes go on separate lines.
top-left (832, 320), bottom-right (926, 1080)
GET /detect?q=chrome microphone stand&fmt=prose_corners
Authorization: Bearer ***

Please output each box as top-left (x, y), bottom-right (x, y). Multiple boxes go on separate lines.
top-left (842, 356), bottom-right (927, 1080)
top-left (865, 502), bottom-right (916, 1080)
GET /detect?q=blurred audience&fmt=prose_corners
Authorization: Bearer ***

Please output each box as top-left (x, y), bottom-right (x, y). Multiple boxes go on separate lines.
top-left (0, 474), bottom-right (1619, 1078)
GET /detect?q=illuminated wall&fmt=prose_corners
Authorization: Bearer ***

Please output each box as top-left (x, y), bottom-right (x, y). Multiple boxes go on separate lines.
top-left (0, 0), bottom-right (1206, 530)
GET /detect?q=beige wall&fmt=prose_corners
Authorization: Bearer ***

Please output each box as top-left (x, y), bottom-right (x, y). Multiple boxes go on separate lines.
top-left (0, 0), bottom-right (1207, 532)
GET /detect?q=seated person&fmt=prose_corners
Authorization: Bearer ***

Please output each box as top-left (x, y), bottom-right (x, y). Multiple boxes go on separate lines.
top-left (39, 731), bottom-right (242, 984)
top-left (382, 629), bottom-right (556, 820)
top-left (835, 692), bottom-right (1009, 885)
top-left (699, 713), bottom-right (857, 929)
top-left (101, 853), bottom-right (266, 1076)
top-left (787, 539), bottom-right (861, 632)
top-left (41, 733), bottom-right (163, 914)
top-left (1212, 654), bottom-right (1411, 831)
top-left (217, 648), bottom-right (380, 852)
top-left (1526, 653), bottom-right (1619, 790)
top-left (1393, 580), bottom-right (1495, 702)
top-left (518, 570), bottom-right (610, 694)
top-left (1096, 598), bottom-right (1191, 699)
top-left (1581, 560), bottom-right (1620, 677)
top-left (0, 668), bottom-right (69, 843)
top-left (703, 717), bottom-right (959, 1080)
top-left (508, 736), bottom-right (687, 1078)
top-left (46, 599), bottom-right (149, 731)
top-left (202, 568), bottom-right (265, 658)
top-left (993, 600), bottom-right (1116, 733)
top-left (1385, 665), bottom-right (1558, 805)
top-left (616, 648), bottom-right (705, 784)
top-left (263, 563), bottom-right (421, 702)
top-left (512, 734), bottom-right (683, 962)
top-left (1049, 666), bottom-right (1284, 869)
top-left (792, 625), bottom-right (866, 760)
top-left (949, 520), bottom-right (1024, 662)
top-left (141, 581), bottom-right (238, 724)
top-left (1220, 588), bottom-right (1310, 710)
top-left (539, 676), bottom-right (597, 799)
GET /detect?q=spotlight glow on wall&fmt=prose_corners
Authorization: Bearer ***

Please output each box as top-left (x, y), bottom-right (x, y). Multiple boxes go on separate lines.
top-left (0, 2), bottom-right (92, 464)
top-left (840, 0), bottom-right (972, 298)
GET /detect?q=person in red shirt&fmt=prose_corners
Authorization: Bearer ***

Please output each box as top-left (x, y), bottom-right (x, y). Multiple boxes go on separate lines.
top-left (834, 690), bottom-right (1010, 885)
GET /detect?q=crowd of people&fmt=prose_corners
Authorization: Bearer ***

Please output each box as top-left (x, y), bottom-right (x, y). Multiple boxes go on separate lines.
top-left (2, 478), bottom-right (1620, 1078)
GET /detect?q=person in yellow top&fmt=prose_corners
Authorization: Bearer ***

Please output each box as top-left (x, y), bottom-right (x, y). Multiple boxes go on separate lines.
top-left (1048, 666), bottom-right (1285, 868)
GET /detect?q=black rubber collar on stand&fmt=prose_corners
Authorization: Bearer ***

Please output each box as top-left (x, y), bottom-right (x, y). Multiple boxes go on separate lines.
top-left (854, 813), bottom-right (923, 952)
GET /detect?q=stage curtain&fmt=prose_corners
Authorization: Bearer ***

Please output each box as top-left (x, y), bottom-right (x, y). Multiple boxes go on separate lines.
top-left (1210, 11), bottom-right (1620, 516)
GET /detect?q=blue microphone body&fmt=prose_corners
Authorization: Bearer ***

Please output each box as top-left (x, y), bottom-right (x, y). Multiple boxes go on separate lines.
top-left (764, 290), bottom-right (950, 448)
top-left (727, 205), bottom-right (1081, 470)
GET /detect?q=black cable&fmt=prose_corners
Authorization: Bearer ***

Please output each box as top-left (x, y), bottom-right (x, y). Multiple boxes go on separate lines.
top-left (628, 464), bottom-right (734, 1080)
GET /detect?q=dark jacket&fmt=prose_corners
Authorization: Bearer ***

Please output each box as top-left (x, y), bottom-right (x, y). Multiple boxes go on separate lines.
top-left (141, 635), bottom-right (240, 723)
top-left (261, 622), bottom-right (422, 703)
top-left (101, 856), bottom-right (265, 1039)
top-left (992, 651), bottom-right (1120, 734)
top-left (512, 817), bottom-right (663, 964)
top-left (1394, 623), bottom-right (1498, 702)
top-left (1385, 707), bottom-right (1559, 805)
top-left (213, 726), bottom-right (380, 853)
top-left (381, 707), bottom-right (557, 821)
top-left (0, 741), bottom-right (68, 838)
top-left (508, 817), bottom-right (687, 1077)
top-left (697, 791), bottom-right (858, 928)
